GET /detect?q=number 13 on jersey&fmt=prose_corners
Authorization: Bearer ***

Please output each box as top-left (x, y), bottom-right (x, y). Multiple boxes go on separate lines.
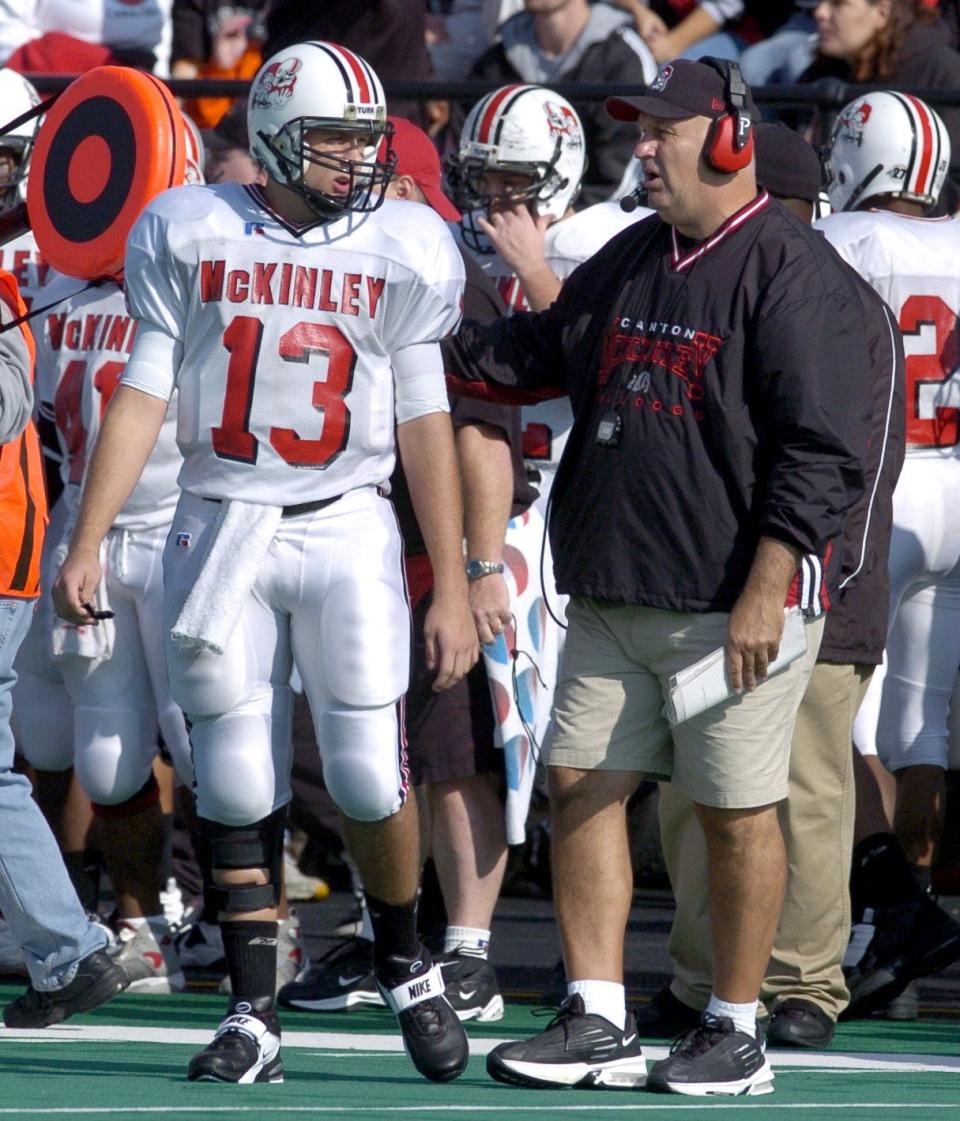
top-left (212, 315), bottom-right (357, 468)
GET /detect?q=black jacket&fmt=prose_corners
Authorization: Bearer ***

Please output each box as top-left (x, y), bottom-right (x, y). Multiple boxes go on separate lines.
top-left (446, 194), bottom-right (877, 615)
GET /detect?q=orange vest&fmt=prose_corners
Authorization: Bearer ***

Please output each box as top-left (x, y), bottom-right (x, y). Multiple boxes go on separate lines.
top-left (0, 269), bottom-right (45, 598)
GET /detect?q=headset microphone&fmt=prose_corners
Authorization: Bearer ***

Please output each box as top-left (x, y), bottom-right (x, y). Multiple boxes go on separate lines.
top-left (620, 189), bottom-right (641, 213)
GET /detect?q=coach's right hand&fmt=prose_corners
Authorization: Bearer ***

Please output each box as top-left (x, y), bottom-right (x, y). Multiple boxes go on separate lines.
top-left (425, 592), bottom-right (480, 692)
top-left (53, 545), bottom-right (103, 625)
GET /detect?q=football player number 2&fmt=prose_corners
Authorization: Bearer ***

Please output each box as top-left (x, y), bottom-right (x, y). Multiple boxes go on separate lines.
top-left (212, 316), bottom-right (355, 466)
top-left (901, 295), bottom-right (960, 447)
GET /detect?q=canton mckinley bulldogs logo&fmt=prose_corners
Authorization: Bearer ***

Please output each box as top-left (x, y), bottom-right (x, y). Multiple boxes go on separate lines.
top-left (650, 65), bottom-right (674, 93)
top-left (543, 100), bottom-right (582, 145)
top-left (252, 57), bottom-right (303, 108)
top-left (836, 99), bottom-right (872, 146)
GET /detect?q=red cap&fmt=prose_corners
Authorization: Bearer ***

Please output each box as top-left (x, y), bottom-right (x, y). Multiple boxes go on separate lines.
top-left (387, 115), bottom-right (460, 222)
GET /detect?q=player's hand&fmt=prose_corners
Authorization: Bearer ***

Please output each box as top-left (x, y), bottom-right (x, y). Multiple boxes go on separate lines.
top-left (468, 573), bottom-right (511, 645)
top-left (634, 7), bottom-right (668, 43)
top-left (477, 204), bottom-right (552, 276)
top-left (424, 592), bottom-right (480, 692)
top-left (725, 590), bottom-right (785, 693)
top-left (52, 545), bottom-right (104, 626)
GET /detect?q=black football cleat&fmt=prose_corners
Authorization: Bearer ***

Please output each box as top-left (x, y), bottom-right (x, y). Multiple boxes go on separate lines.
top-left (187, 997), bottom-right (283, 1084)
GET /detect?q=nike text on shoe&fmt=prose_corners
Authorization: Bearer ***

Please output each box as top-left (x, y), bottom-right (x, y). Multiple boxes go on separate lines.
top-left (486, 994), bottom-right (647, 1089)
top-left (277, 935), bottom-right (385, 1011)
top-left (187, 997), bottom-right (284, 1084)
top-left (3, 949), bottom-right (128, 1028)
top-left (438, 950), bottom-right (504, 1022)
top-left (377, 949), bottom-right (470, 1083)
top-left (112, 919), bottom-right (185, 993)
top-left (646, 1013), bottom-right (774, 1096)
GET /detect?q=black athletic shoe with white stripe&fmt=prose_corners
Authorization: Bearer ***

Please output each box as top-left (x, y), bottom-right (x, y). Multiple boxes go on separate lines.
top-left (277, 936), bottom-right (385, 1012)
top-left (646, 1013), bottom-right (773, 1096)
top-left (377, 948), bottom-right (469, 1083)
top-left (187, 997), bottom-right (284, 1084)
top-left (486, 994), bottom-right (647, 1089)
top-left (438, 950), bottom-right (504, 1022)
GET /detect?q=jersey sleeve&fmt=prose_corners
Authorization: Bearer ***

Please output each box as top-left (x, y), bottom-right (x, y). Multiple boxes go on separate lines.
top-left (124, 200), bottom-right (192, 341)
top-left (381, 215), bottom-right (465, 351)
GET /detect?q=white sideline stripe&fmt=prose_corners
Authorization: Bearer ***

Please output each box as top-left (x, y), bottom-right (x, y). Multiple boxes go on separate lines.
top-left (0, 1107), bottom-right (959, 1116)
top-left (3, 1024), bottom-right (960, 1074)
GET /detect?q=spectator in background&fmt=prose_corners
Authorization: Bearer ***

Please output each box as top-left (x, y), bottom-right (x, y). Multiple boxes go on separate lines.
top-left (261, 0), bottom-right (434, 125)
top-left (200, 99), bottom-right (265, 186)
top-left (612, 1), bottom-right (795, 64)
top-left (170, 0), bottom-right (268, 129)
top-left (799, 0), bottom-right (960, 207)
top-left (0, 0), bottom-right (172, 73)
top-left (469, 0), bottom-right (657, 205)
top-left (738, 2), bottom-right (818, 86)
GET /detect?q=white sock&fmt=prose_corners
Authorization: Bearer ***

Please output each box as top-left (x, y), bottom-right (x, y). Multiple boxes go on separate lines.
top-left (706, 994), bottom-right (758, 1038)
top-left (119, 916), bottom-right (147, 931)
top-left (443, 925), bottom-right (490, 958)
top-left (359, 906), bottom-right (374, 943)
top-left (567, 979), bottom-right (626, 1031)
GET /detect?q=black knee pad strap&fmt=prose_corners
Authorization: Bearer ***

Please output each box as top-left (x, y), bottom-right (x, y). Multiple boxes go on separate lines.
top-left (199, 806), bottom-right (287, 914)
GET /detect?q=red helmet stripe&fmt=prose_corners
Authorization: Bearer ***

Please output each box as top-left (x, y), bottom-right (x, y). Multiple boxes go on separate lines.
top-left (904, 93), bottom-right (934, 197)
top-left (477, 84), bottom-right (522, 144)
top-left (335, 45), bottom-right (373, 103)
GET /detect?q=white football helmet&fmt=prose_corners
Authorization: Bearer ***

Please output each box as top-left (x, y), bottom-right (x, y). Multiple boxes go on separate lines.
top-left (824, 91), bottom-right (951, 212)
top-left (446, 84), bottom-right (586, 252)
top-left (0, 70), bottom-right (41, 212)
top-left (248, 40), bottom-right (395, 217)
top-left (181, 110), bottom-right (206, 185)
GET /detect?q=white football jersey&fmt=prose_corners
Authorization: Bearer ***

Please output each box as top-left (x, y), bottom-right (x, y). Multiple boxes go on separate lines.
top-left (35, 274), bottom-right (180, 530)
top-left (0, 230), bottom-right (50, 309)
top-left (124, 184), bottom-right (465, 505)
top-left (817, 209), bottom-right (960, 458)
top-left (456, 199), bottom-right (651, 483)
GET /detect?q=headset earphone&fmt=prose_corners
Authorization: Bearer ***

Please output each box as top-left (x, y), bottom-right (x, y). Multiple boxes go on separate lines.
top-left (699, 56), bottom-right (754, 174)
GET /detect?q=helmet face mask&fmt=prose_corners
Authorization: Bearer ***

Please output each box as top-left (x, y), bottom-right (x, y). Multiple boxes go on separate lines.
top-left (824, 91), bottom-right (951, 213)
top-left (0, 70), bottom-right (41, 214)
top-left (447, 85), bottom-right (586, 253)
top-left (249, 42), bottom-right (396, 219)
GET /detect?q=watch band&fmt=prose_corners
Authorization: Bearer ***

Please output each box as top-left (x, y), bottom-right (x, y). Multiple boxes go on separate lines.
top-left (466, 558), bottom-right (505, 580)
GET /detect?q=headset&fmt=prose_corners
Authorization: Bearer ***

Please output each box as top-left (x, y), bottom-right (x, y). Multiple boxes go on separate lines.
top-left (699, 56), bottom-right (754, 174)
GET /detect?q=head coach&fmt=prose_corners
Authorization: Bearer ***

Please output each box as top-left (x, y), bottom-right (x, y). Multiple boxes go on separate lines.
top-left (444, 57), bottom-right (876, 1096)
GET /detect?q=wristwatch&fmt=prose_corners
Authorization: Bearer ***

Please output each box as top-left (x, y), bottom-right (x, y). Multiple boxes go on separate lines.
top-left (466, 558), bottom-right (505, 581)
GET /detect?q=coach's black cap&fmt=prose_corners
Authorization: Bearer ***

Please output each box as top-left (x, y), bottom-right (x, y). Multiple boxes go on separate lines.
top-left (755, 122), bottom-right (821, 202)
top-left (607, 59), bottom-right (732, 123)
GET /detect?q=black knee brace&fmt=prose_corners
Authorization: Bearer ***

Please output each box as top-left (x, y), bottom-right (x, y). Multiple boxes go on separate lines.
top-left (198, 806), bottom-right (287, 914)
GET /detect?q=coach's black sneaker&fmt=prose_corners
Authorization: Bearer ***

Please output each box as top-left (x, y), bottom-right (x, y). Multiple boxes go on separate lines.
top-left (486, 994), bottom-right (647, 1089)
top-left (187, 997), bottom-right (283, 1084)
top-left (4, 948), bottom-right (128, 1028)
top-left (377, 948), bottom-right (469, 1082)
top-left (277, 936), bottom-right (385, 1012)
top-left (646, 1013), bottom-right (773, 1096)
top-left (438, 950), bottom-right (504, 1022)
top-left (841, 898), bottom-right (960, 1020)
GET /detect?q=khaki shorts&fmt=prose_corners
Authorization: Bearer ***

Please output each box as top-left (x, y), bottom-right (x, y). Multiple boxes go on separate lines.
top-left (547, 597), bottom-right (824, 809)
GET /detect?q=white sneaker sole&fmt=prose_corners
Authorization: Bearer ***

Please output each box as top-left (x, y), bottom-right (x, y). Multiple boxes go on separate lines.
top-left (651, 1059), bottom-right (775, 1097)
top-left (126, 971), bottom-right (186, 994)
top-left (283, 989), bottom-right (386, 1012)
top-left (490, 1053), bottom-right (648, 1089)
top-left (453, 993), bottom-right (504, 1022)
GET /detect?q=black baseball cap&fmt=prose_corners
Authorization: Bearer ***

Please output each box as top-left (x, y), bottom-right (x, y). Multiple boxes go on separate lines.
top-left (202, 100), bottom-right (250, 153)
top-left (755, 122), bottom-right (821, 203)
top-left (607, 59), bottom-right (735, 123)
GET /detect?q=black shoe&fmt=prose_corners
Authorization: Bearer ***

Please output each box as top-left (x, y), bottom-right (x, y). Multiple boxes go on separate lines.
top-left (377, 948), bottom-right (469, 1083)
top-left (4, 949), bottom-right (128, 1028)
top-left (766, 998), bottom-right (835, 1048)
top-left (187, 997), bottom-right (284, 1084)
top-left (841, 898), bottom-right (960, 1020)
top-left (438, 951), bottom-right (504, 1022)
top-left (486, 994), bottom-right (647, 1089)
top-left (634, 985), bottom-right (701, 1039)
top-left (646, 1013), bottom-right (774, 1096)
top-left (277, 936), bottom-right (385, 1012)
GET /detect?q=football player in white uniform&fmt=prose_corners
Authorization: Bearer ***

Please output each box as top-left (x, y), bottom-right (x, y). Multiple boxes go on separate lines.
top-left (818, 91), bottom-right (960, 1011)
top-left (444, 84), bottom-right (653, 845)
top-left (53, 40), bottom-right (477, 1086)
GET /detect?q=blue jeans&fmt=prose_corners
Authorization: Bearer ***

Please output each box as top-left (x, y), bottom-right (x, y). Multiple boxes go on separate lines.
top-left (739, 16), bottom-right (816, 86)
top-left (0, 596), bottom-right (106, 990)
